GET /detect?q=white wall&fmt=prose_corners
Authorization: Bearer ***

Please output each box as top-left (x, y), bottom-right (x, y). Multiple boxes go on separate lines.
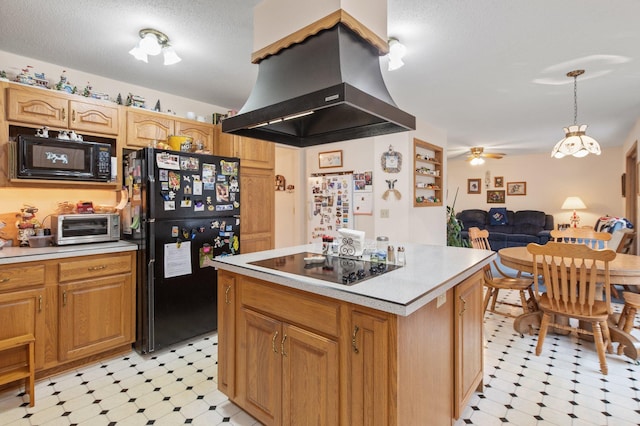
top-left (274, 145), bottom-right (305, 248)
top-left (302, 118), bottom-right (447, 247)
top-left (447, 146), bottom-right (624, 229)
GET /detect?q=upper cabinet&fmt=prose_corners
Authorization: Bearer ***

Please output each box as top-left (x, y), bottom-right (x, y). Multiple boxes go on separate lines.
top-left (6, 86), bottom-right (119, 135)
top-left (125, 110), bottom-right (174, 149)
top-left (214, 125), bottom-right (274, 169)
top-left (125, 110), bottom-right (214, 152)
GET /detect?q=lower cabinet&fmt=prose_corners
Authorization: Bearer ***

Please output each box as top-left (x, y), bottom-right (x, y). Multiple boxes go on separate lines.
top-left (220, 270), bottom-right (484, 425)
top-left (454, 271), bottom-right (484, 418)
top-left (0, 250), bottom-right (136, 378)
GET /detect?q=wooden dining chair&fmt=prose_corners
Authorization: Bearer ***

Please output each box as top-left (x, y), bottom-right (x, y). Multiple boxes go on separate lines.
top-left (468, 227), bottom-right (536, 318)
top-left (550, 228), bottom-right (612, 249)
top-left (527, 241), bottom-right (617, 375)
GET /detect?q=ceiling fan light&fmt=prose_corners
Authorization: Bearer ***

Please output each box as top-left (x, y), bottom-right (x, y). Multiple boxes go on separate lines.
top-left (163, 46), bottom-right (181, 65)
top-left (470, 157), bottom-right (485, 166)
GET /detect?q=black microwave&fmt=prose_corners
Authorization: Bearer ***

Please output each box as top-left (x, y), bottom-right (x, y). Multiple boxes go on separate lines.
top-left (11, 134), bottom-right (112, 182)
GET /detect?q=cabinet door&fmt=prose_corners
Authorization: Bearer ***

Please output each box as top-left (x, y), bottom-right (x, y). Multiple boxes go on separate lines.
top-left (217, 272), bottom-right (236, 397)
top-left (126, 111), bottom-right (174, 148)
top-left (70, 99), bottom-right (119, 135)
top-left (349, 309), bottom-right (390, 426)
top-left (213, 124), bottom-right (235, 157)
top-left (282, 323), bottom-right (339, 426)
top-left (454, 272), bottom-right (484, 418)
top-left (175, 119), bottom-right (214, 153)
top-left (240, 167), bottom-right (275, 253)
top-left (236, 136), bottom-right (275, 169)
top-left (237, 307), bottom-right (282, 426)
top-left (6, 87), bottom-right (67, 127)
top-left (58, 273), bottom-right (133, 361)
top-left (0, 288), bottom-right (45, 370)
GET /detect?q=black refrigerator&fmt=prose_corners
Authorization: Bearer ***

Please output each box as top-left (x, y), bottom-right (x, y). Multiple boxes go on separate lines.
top-left (122, 147), bottom-right (240, 353)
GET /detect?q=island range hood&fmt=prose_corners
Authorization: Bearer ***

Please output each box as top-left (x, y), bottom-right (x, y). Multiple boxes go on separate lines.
top-left (222, 11), bottom-right (416, 147)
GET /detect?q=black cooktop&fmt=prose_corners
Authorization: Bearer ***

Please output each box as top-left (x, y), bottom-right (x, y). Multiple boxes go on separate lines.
top-left (248, 252), bottom-right (401, 286)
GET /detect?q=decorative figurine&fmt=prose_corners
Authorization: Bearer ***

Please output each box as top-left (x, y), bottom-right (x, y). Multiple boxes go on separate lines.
top-left (154, 100), bottom-right (161, 112)
top-left (82, 82), bottom-right (92, 97)
top-left (0, 70), bottom-right (7, 80)
top-left (35, 126), bottom-right (49, 138)
top-left (58, 130), bottom-right (69, 140)
top-left (15, 65), bottom-right (35, 85)
top-left (55, 70), bottom-right (74, 93)
top-left (116, 93), bottom-right (123, 105)
top-left (15, 205), bottom-right (41, 247)
top-left (68, 131), bottom-right (83, 141)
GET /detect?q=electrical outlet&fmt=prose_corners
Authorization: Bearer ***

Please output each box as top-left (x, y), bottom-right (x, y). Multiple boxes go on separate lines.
top-left (380, 209), bottom-right (389, 218)
top-left (437, 293), bottom-right (446, 308)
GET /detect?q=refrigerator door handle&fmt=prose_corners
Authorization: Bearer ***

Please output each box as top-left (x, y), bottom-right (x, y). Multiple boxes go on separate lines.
top-left (147, 217), bottom-right (156, 352)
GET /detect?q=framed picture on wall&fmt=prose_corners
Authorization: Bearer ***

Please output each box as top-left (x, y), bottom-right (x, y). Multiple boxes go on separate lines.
top-left (487, 190), bottom-right (505, 203)
top-left (318, 150), bottom-right (343, 168)
top-left (467, 178), bottom-right (481, 194)
top-left (494, 176), bottom-right (504, 187)
top-left (506, 181), bottom-right (526, 196)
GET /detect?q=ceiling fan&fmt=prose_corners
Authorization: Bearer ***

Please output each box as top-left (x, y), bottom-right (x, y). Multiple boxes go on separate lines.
top-left (466, 147), bottom-right (505, 165)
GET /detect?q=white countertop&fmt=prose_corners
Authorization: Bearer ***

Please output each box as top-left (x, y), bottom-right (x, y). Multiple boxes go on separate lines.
top-left (0, 241), bottom-right (138, 265)
top-left (212, 243), bottom-right (496, 316)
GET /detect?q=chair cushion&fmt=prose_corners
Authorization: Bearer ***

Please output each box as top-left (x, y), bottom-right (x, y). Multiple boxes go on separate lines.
top-left (489, 207), bottom-right (508, 225)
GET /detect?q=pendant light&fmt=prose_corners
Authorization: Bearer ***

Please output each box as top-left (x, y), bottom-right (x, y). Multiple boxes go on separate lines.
top-left (129, 28), bottom-right (181, 65)
top-left (551, 70), bottom-right (601, 159)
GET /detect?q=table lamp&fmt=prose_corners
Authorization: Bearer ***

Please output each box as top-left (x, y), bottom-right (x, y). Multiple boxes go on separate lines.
top-left (561, 196), bottom-right (587, 227)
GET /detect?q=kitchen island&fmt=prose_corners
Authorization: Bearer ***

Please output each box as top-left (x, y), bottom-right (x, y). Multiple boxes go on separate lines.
top-left (212, 243), bottom-right (495, 425)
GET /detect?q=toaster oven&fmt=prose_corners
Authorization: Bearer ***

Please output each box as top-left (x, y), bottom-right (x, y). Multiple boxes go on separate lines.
top-left (51, 213), bottom-right (120, 245)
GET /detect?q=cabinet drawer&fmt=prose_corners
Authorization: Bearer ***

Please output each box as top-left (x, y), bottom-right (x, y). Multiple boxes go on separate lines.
top-left (239, 277), bottom-right (340, 337)
top-left (59, 254), bottom-right (132, 282)
top-left (0, 264), bottom-right (45, 292)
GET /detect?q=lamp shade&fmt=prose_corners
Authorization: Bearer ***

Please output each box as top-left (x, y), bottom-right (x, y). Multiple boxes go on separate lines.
top-left (561, 196), bottom-right (587, 210)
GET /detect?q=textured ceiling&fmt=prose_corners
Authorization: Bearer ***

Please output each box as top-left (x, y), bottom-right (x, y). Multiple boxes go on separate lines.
top-left (1, 0), bottom-right (639, 159)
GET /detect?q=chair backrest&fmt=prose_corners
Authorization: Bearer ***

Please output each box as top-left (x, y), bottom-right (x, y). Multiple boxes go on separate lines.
top-left (468, 227), bottom-right (491, 250)
top-left (550, 228), bottom-right (612, 249)
top-left (613, 229), bottom-right (635, 254)
top-left (527, 241), bottom-right (616, 315)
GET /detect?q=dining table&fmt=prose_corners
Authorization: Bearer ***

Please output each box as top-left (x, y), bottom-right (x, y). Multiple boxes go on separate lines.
top-left (498, 246), bottom-right (640, 362)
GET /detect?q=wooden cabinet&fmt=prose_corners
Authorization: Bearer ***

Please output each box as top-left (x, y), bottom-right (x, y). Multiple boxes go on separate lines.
top-left (125, 110), bottom-right (175, 149)
top-left (217, 271), bottom-right (236, 398)
top-left (219, 269), bottom-right (484, 425)
top-left (0, 250), bottom-right (135, 380)
top-left (0, 264), bottom-right (46, 371)
top-left (214, 125), bottom-right (275, 169)
top-left (234, 276), bottom-right (340, 426)
top-left (454, 271), bottom-right (484, 418)
top-left (413, 138), bottom-right (443, 207)
top-left (125, 110), bottom-right (215, 151)
top-left (175, 119), bottom-right (214, 153)
top-left (6, 86), bottom-right (119, 135)
top-left (348, 308), bottom-right (391, 426)
top-left (57, 253), bottom-right (135, 361)
top-left (213, 125), bottom-right (275, 253)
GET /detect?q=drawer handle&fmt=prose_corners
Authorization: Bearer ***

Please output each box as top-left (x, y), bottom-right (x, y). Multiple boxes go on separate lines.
top-left (281, 334), bottom-right (287, 357)
top-left (72, 110), bottom-right (76, 122)
top-left (459, 295), bottom-right (467, 316)
top-left (88, 265), bottom-right (107, 271)
top-left (39, 295), bottom-right (42, 312)
top-left (0, 277), bottom-right (9, 283)
top-left (272, 331), bottom-right (279, 354)
top-left (352, 325), bottom-right (359, 354)
top-left (225, 285), bottom-right (231, 304)
top-left (63, 291), bottom-right (67, 307)
top-left (61, 107), bottom-right (66, 120)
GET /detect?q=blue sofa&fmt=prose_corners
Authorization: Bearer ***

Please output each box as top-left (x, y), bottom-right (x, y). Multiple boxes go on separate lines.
top-left (456, 209), bottom-right (554, 250)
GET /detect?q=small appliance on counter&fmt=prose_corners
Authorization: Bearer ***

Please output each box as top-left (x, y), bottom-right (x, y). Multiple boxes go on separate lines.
top-left (51, 213), bottom-right (121, 245)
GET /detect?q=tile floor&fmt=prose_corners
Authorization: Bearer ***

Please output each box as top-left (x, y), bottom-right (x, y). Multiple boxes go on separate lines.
top-left (0, 290), bottom-right (639, 426)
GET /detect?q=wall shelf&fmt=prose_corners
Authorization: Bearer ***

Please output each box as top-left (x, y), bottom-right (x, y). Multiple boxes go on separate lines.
top-left (413, 138), bottom-right (443, 207)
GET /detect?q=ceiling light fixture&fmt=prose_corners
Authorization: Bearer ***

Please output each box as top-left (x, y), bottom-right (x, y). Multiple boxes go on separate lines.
top-left (469, 157), bottom-right (485, 166)
top-left (387, 38), bottom-right (406, 71)
top-left (551, 70), bottom-right (601, 159)
top-left (129, 28), bottom-right (181, 65)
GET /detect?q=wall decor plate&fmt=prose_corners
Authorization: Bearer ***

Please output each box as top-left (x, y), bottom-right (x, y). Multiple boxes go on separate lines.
top-left (381, 145), bottom-right (402, 173)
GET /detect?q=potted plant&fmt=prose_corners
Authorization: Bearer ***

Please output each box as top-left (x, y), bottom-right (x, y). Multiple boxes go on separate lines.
top-left (447, 188), bottom-right (468, 247)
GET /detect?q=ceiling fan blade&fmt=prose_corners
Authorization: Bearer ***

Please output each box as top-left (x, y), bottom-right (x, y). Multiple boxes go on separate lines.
top-left (482, 153), bottom-right (505, 159)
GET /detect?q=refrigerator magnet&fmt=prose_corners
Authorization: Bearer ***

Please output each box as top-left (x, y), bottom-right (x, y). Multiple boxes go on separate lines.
top-left (220, 160), bottom-right (238, 175)
top-left (216, 183), bottom-right (229, 202)
top-left (164, 200), bottom-right (175, 210)
top-left (180, 197), bottom-right (192, 208)
top-left (193, 176), bottom-right (203, 195)
top-left (229, 176), bottom-right (239, 191)
top-left (180, 156), bottom-right (199, 171)
top-left (194, 200), bottom-right (204, 212)
top-left (159, 169), bottom-right (168, 181)
top-left (168, 171), bottom-right (180, 190)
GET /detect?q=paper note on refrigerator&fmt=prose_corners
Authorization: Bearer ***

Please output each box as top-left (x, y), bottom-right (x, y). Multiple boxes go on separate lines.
top-left (164, 241), bottom-right (193, 278)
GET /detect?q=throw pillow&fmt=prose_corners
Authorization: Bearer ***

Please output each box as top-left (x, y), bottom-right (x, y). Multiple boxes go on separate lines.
top-left (489, 207), bottom-right (508, 225)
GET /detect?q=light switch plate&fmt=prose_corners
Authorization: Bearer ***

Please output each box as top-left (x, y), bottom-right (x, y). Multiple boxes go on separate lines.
top-left (380, 209), bottom-right (389, 218)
